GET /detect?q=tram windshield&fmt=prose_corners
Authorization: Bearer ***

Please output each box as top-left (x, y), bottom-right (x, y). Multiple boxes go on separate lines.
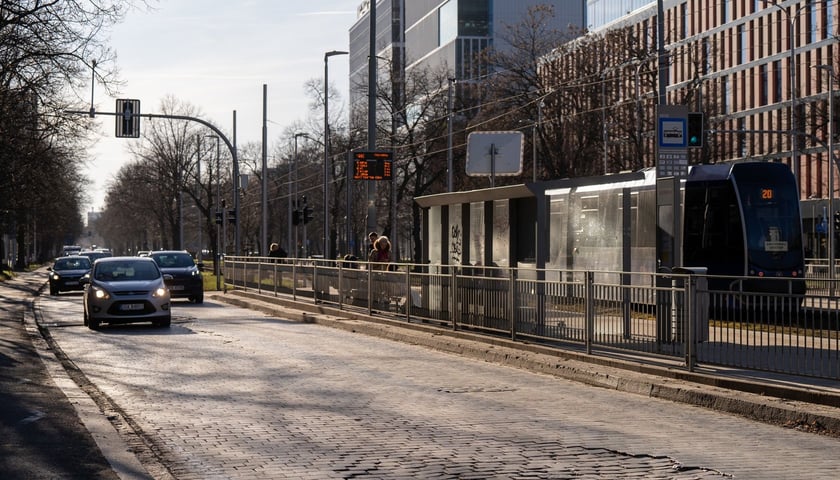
top-left (738, 175), bottom-right (803, 267)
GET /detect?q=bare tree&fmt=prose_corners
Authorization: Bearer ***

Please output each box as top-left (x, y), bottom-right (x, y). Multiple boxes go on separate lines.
top-left (121, 96), bottom-right (206, 249)
top-left (470, 4), bottom-right (581, 182)
top-left (0, 0), bottom-right (139, 265)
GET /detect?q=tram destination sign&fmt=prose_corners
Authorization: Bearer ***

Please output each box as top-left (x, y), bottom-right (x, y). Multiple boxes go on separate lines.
top-left (352, 151), bottom-right (392, 180)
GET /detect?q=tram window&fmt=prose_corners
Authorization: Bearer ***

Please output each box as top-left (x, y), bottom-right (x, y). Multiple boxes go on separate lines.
top-left (683, 184), bottom-right (744, 267)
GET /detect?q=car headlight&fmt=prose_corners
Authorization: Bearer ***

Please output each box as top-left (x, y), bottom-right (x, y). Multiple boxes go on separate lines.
top-left (51, 273), bottom-right (60, 281)
top-left (190, 268), bottom-right (200, 276)
top-left (92, 286), bottom-right (110, 300)
top-left (153, 286), bottom-right (168, 297)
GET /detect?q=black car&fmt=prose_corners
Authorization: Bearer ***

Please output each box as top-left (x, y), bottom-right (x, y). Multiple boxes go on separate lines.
top-left (48, 255), bottom-right (92, 295)
top-left (148, 250), bottom-right (204, 303)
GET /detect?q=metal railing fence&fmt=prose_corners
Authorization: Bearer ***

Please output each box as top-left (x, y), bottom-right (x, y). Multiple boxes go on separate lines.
top-left (222, 256), bottom-right (840, 380)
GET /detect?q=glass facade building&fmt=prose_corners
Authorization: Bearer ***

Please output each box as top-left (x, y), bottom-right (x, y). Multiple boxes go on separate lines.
top-left (586, 0), bottom-right (654, 30)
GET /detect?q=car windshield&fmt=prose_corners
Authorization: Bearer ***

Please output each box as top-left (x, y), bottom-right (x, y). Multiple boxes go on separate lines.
top-left (152, 253), bottom-right (195, 268)
top-left (54, 258), bottom-right (91, 270)
top-left (94, 261), bottom-right (160, 281)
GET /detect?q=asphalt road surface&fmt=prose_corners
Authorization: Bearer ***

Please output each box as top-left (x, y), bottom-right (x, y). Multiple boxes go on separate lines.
top-left (37, 292), bottom-right (840, 479)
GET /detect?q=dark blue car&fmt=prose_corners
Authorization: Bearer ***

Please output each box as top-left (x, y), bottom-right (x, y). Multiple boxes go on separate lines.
top-left (48, 255), bottom-right (92, 295)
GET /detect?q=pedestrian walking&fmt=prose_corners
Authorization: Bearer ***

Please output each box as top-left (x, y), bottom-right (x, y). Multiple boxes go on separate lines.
top-left (368, 232), bottom-right (378, 257)
top-left (368, 235), bottom-right (391, 271)
top-left (268, 242), bottom-right (287, 260)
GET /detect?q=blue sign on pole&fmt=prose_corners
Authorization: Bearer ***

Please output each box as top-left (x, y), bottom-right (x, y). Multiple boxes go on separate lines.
top-left (658, 118), bottom-right (687, 148)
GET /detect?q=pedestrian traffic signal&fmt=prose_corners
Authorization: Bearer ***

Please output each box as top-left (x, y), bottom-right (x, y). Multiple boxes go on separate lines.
top-left (215, 211), bottom-right (223, 225)
top-left (292, 210), bottom-right (301, 226)
top-left (228, 209), bottom-right (236, 225)
top-left (303, 206), bottom-right (313, 224)
top-left (687, 112), bottom-right (704, 147)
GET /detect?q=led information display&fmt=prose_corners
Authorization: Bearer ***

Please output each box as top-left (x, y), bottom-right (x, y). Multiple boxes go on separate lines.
top-left (352, 151), bottom-right (392, 180)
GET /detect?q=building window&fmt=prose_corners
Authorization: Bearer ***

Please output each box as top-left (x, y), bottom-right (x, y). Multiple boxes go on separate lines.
top-left (459, 0), bottom-right (490, 37)
top-left (773, 60), bottom-right (782, 104)
top-left (439, 0), bottom-right (489, 46)
top-left (760, 63), bottom-right (769, 105)
top-left (723, 75), bottom-right (731, 114)
top-left (440, 0), bottom-right (458, 46)
top-left (738, 24), bottom-right (746, 64)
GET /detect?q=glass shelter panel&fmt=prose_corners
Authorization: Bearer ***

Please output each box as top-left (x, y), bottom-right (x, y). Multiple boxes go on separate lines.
top-left (429, 206), bottom-right (442, 265)
top-left (469, 202), bottom-right (484, 266)
top-left (492, 200), bottom-right (510, 267)
top-left (449, 203), bottom-right (463, 264)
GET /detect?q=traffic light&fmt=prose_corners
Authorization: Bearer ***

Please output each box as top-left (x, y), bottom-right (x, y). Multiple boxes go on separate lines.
top-left (303, 206), bottom-right (313, 224)
top-left (215, 211), bottom-right (223, 225)
top-left (228, 209), bottom-right (236, 225)
top-left (687, 112), bottom-right (704, 147)
top-left (292, 210), bottom-right (301, 226)
top-left (834, 211), bottom-right (840, 231)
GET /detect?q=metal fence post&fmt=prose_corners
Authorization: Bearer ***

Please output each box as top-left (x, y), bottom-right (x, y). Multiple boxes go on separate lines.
top-left (367, 265), bottom-right (373, 316)
top-left (509, 268), bottom-right (517, 341)
top-left (313, 261), bottom-right (319, 304)
top-left (684, 275), bottom-right (693, 370)
top-left (585, 271), bottom-right (594, 354)
top-left (257, 259), bottom-right (262, 294)
top-left (451, 269), bottom-right (458, 330)
top-left (292, 259), bottom-right (297, 301)
top-left (338, 261), bottom-right (344, 309)
top-left (405, 267), bottom-right (412, 321)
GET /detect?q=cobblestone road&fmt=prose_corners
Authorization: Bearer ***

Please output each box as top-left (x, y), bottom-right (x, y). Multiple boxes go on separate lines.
top-left (38, 294), bottom-right (840, 479)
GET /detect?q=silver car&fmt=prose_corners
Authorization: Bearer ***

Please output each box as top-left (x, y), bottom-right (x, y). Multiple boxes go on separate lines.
top-left (82, 256), bottom-right (171, 329)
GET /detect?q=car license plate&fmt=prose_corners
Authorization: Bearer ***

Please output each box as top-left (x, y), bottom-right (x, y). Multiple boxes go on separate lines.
top-left (120, 303), bottom-right (144, 311)
top-left (170, 285), bottom-right (184, 291)
top-left (65, 280), bottom-right (78, 285)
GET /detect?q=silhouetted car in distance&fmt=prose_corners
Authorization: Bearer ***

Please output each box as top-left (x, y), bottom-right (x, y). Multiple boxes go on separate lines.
top-left (78, 249), bottom-right (113, 264)
top-left (48, 255), bottom-right (92, 295)
top-left (81, 256), bottom-right (171, 329)
top-left (148, 250), bottom-right (204, 303)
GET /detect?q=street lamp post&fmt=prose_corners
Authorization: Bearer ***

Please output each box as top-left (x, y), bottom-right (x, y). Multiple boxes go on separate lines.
top-left (324, 50), bottom-right (348, 262)
top-left (534, 100), bottom-right (543, 183)
top-left (447, 77), bottom-right (456, 192)
top-left (291, 133), bottom-right (308, 258)
top-left (206, 134), bottom-right (221, 290)
top-left (816, 64), bottom-right (836, 285)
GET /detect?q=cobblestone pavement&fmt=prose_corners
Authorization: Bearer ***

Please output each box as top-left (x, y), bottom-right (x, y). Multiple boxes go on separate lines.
top-left (37, 293), bottom-right (840, 479)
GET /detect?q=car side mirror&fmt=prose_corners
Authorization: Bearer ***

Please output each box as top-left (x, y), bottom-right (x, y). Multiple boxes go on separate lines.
top-left (196, 262), bottom-right (205, 272)
top-left (163, 274), bottom-right (174, 281)
top-left (80, 275), bottom-right (90, 286)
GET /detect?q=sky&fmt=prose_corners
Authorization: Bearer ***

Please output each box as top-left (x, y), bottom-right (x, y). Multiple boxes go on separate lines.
top-left (84, 0), bottom-right (358, 211)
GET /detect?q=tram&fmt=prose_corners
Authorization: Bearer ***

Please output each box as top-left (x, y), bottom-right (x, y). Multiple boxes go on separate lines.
top-left (416, 161), bottom-right (806, 297)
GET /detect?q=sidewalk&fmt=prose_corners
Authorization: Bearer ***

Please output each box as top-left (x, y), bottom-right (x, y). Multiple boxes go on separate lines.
top-left (0, 267), bottom-right (148, 480)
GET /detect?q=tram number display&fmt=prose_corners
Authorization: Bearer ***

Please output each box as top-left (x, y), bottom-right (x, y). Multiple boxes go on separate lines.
top-left (760, 188), bottom-right (774, 200)
top-left (353, 151), bottom-right (392, 180)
